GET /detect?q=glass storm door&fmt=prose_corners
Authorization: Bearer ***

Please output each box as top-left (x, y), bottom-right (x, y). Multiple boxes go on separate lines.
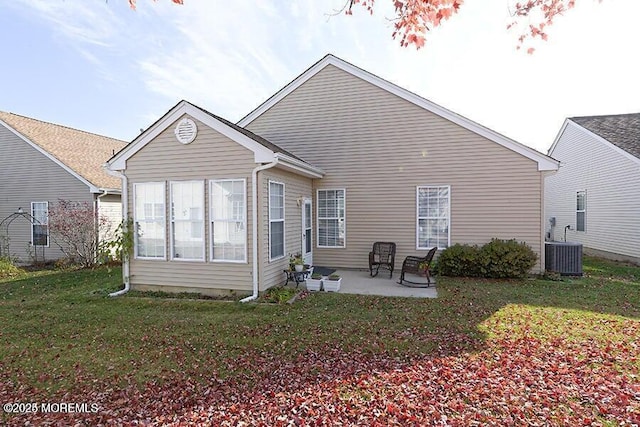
top-left (302, 198), bottom-right (312, 265)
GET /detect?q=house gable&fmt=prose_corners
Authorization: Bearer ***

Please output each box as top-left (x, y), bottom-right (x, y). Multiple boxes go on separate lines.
top-left (109, 101), bottom-right (323, 180)
top-left (242, 59), bottom-right (548, 271)
top-left (239, 54), bottom-right (558, 172)
top-left (0, 118), bottom-right (100, 193)
top-left (0, 112), bottom-right (125, 192)
top-left (549, 118), bottom-right (640, 167)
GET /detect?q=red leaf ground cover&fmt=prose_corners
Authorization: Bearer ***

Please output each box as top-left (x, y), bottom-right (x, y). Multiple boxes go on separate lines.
top-left (3, 330), bottom-right (638, 426)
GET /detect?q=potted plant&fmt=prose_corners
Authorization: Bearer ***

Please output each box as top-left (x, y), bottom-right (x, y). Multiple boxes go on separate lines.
top-left (289, 253), bottom-right (304, 272)
top-left (323, 273), bottom-right (341, 292)
top-left (306, 272), bottom-right (323, 291)
top-left (293, 256), bottom-right (305, 272)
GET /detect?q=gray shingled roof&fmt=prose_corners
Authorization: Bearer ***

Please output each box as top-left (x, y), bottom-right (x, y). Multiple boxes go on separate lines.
top-left (570, 113), bottom-right (640, 159)
top-left (189, 102), bottom-right (306, 162)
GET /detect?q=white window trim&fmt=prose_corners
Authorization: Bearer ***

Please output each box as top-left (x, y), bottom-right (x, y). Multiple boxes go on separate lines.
top-left (416, 185), bottom-right (451, 250)
top-left (170, 180), bottom-right (205, 262)
top-left (576, 189), bottom-right (586, 232)
top-left (133, 182), bottom-right (167, 260)
top-left (30, 201), bottom-right (49, 247)
top-left (209, 178), bottom-right (248, 263)
top-left (316, 188), bottom-right (346, 249)
top-left (268, 180), bottom-right (286, 261)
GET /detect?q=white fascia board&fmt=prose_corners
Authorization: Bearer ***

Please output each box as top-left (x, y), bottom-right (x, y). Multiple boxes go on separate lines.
top-left (0, 119), bottom-right (100, 193)
top-left (275, 153), bottom-right (324, 178)
top-left (561, 119), bottom-right (640, 167)
top-left (108, 101), bottom-right (274, 171)
top-left (547, 119), bottom-right (570, 156)
top-left (238, 55), bottom-right (559, 172)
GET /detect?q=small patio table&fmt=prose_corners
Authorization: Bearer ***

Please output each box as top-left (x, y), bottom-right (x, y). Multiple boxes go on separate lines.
top-left (283, 268), bottom-right (311, 288)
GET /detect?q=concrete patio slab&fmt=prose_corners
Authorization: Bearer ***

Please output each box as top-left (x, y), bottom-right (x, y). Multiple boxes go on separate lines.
top-left (304, 268), bottom-right (438, 298)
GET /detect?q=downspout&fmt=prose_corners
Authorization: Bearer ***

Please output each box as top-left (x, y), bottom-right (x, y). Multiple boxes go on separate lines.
top-left (240, 159), bottom-right (279, 303)
top-left (104, 169), bottom-right (130, 297)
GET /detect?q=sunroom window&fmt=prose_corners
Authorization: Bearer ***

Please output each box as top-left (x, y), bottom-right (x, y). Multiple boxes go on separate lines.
top-left (133, 183), bottom-right (166, 259)
top-left (170, 181), bottom-right (204, 261)
top-left (210, 179), bottom-right (246, 262)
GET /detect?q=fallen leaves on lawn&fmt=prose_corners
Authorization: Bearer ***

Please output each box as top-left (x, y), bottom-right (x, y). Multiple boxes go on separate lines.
top-left (2, 329), bottom-right (638, 426)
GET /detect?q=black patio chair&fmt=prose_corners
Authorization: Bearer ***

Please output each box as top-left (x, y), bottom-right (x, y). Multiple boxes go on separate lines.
top-left (398, 246), bottom-right (437, 287)
top-left (369, 242), bottom-right (396, 278)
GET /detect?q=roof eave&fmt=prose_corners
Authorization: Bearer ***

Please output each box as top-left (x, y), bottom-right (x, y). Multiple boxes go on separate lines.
top-left (275, 153), bottom-right (324, 178)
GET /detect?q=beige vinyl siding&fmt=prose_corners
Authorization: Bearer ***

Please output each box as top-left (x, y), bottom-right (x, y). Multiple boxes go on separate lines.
top-left (246, 64), bottom-right (544, 270)
top-left (125, 115), bottom-right (256, 292)
top-left (546, 122), bottom-right (640, 260)
top-left (0, 123), bottom-right (93, 262)
top-left (258, 168), bottom-right (312, 290)
top-left (97, 194), bottom-right (122, 243)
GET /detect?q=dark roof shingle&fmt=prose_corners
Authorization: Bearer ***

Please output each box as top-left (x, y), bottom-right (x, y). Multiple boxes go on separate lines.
top-left (570, 113), bottom-right (640, 159)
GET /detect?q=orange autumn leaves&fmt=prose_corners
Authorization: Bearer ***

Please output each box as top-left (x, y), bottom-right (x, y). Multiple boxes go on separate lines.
top-left (128, 0), bottom-right (183, 10)
top-left (347, 0), bottom-right (581, 52)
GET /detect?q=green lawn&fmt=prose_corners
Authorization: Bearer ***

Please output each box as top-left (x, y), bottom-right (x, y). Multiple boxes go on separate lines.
top-left (1, 257), bottom-right (638, 425)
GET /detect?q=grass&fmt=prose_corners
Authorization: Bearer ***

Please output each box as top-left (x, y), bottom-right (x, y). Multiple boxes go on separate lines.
top-left (1, 257), bottom-right (639, 424)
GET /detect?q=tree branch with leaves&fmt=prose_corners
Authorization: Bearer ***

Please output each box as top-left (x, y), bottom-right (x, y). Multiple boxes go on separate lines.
top-left (346, 0), bottom-right (587, 53)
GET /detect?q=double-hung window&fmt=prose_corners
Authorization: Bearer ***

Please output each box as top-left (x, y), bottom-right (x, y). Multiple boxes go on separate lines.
top-left (417, 186), bottom-right (450, 249)
top-left (31, 201), bottom-right (49, 246)
top-left (133, 183), bottom-right (166, 259)
top-left (269, 181), bottom-right (285, 260)
top-left (317, 189), bottom-right (345, 248)
top-left (210, 179), bottom-right (246, 262)
top-left (170, 181), bottom-right (205, 261)
top-left (576, 190), bottom-right (586, 232)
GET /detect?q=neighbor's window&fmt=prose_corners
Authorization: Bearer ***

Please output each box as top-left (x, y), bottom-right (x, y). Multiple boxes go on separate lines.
top-left (576, 190), bottom-right (586, 232)
top-left (31, 201), bottom-right (49, 246)
top-left (170, 181), bottom-right (205, 261)
top-left (317, 189), bottom-right (345, 248)
top-left (269, 181), bottom-right (285, 260)
top-left (417, 186), bottom-right (450, 249)
top-left (133, 182), bottom-right (166, 259)
top-left (210, 179), bottom-right (246, 262)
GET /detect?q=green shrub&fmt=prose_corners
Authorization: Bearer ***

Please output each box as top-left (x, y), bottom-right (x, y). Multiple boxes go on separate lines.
top-left (0, 257), bottom-right (25, 279)
top-left (436, 239), bottom-right (537, 279)
top-left (479, 239), bottom-right (537, 279)
top-left (436, 244), bottom-right (481, 277)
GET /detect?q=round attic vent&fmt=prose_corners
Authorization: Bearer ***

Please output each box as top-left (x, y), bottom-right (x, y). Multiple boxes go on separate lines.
top-left (175, 118), bottom-right (197, 144)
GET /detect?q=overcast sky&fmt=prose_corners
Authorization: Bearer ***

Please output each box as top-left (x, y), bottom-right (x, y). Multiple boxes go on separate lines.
top-left (0, 0), bottom-right (638, 153)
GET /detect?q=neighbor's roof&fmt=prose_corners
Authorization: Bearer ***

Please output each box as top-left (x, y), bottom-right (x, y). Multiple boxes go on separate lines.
top-left (0, 111), bottom-right (126, 191)
top-left (570, 113), bottom-right (640, 159)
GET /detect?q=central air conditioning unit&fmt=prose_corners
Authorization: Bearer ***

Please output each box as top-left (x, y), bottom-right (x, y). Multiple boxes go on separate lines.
top-left (545, 242), bottom-right (583, 276)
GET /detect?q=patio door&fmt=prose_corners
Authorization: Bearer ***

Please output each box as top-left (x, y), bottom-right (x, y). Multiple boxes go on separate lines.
top-left (302, 198), bottom-right (312, 266)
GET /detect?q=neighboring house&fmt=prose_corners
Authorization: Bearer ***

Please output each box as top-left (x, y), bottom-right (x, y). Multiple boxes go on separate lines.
top-left (0, 111), bottom-right (126, 263)
top-left (107, 54), bottom-right (558, 296)
top-left (545, 113), bottom-right (640, 263)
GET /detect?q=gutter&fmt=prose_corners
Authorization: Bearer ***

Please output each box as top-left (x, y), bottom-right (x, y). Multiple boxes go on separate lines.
top-left (102, 165), bottom-right (130, 297)
top-left (240, 159), bottom-right (279, 303)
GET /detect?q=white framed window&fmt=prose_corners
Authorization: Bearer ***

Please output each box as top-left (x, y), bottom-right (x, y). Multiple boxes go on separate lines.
top-left (269, 181), bottom-right (285, 260)
top-left (170, 180), bottom-right (205, 261)
top-left (133, 182), bottom-right (166, 259)
top-left (317, 189), bottom-right (345, 248)
top-left (417, 186), bottom-right (450, 249)
top-left (210, 179), bottom-right (247, 262)
top-left (576, 190), bottom-right (586, 232)
top-left (31, 201), bottom-right (49, 247)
